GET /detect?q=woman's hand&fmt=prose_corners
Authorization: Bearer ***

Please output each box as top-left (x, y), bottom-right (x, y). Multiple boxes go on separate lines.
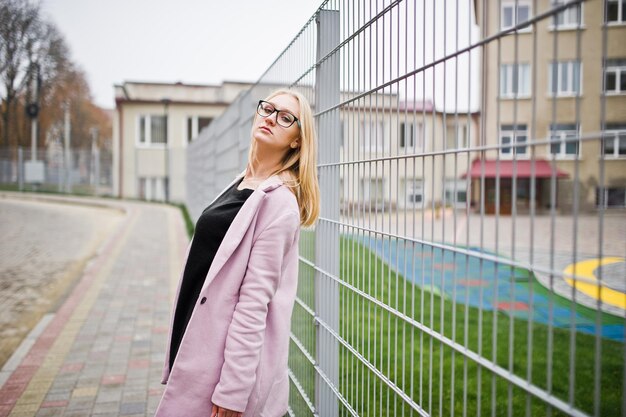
top-left (210, 404), bottom-right (243, 417)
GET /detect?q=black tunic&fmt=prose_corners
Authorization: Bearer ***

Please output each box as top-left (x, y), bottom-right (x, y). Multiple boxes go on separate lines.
top-left (169, 176), bottom-right (254, 370)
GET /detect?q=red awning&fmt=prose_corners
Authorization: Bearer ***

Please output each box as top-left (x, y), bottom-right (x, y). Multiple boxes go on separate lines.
top-left (462, 159), bottom-right (569, 179)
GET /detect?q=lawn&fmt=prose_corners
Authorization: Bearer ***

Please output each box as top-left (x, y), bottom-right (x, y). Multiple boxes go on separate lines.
top-left (288, 231), bottom-right (624, 417)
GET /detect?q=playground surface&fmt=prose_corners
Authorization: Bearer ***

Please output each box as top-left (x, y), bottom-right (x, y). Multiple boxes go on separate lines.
top-left (352, 233), bottom-right (625, 341)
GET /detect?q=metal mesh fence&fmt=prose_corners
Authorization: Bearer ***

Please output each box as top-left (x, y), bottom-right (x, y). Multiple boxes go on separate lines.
top-left (186, 1), bottom-right (626, 416)
top-left (0, 146), bottom-right (113, 196)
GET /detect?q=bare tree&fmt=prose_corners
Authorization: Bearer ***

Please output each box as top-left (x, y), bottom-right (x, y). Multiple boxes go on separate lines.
top-left (0, 0), bottom-right (110, 154)
top-left (0, 0), bottom-right (41, 148)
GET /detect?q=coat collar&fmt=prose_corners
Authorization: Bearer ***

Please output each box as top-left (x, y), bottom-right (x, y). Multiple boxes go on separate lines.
top-left (234, 168), bottom-right (285, 193)
top-left (198, 169), bottom-right (285, 296)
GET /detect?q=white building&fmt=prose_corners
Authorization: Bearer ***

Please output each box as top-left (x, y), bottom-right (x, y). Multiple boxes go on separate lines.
top-left (112, 81), bottom-right (252, 202)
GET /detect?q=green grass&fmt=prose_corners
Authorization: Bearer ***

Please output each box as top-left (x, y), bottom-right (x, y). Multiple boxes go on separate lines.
top-left (168, 202), bottom-right (195, 238)
top-left (0, 182), bottom-right (103, 196)
top-left (289, 231), bottom-right (624, 417)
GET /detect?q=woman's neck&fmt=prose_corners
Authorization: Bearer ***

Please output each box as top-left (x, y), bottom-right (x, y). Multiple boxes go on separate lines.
top-left (246, 160), bottom-right (282, 180)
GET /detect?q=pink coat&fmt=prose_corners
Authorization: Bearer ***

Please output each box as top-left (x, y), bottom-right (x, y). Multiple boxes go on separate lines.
top-left (155, 170), bottom-right (301, 417)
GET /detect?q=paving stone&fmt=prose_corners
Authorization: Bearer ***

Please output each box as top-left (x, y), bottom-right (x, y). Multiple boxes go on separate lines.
top-left (64, 411), bottom-right (94, 417)
top-left (119, 402), bottom-right (146, 415)
top-left (34, 408), bottom-right (64, 417)
top-left (43, 392), bottom-right (70, 403)
top-left (65, 397), bottom-right (93, 411)
top-left (71, 386), bottom-right (98, 398)
top-left (0, 195), bottom-right (187, 416)
top-left (95, 389), bottom-right (121, 404)
top-left (121, 391), bottom-right (146, 403)
top-left (91, 401), bottom-right (120, 414)
top-left (0, 198), bottom-right (123, 368)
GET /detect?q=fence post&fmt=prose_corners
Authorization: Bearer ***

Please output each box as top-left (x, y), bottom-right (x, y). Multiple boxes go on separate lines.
top-left (315, 8), bottom-right (340, 417)
top-left (95, 147), bottom-right (100, 196)
top-left (18, 147), bottom-right (23, 191)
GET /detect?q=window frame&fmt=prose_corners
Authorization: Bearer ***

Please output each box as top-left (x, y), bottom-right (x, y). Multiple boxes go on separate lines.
top-left (603, 126), bottom-right (626, 159)
top-left (404, 179), bottom-right (425, 208)
top-left (501, 1), bottom-right (533, 32)
top-left (499, 124), bottom-right (529, 159)
top-left (444, 179), bottom-right (468, 208)
top-left (446, 122), bottom-right (469, 150)
top-left (399, 121), bottom-right (424, 150)
top-left (549, 0), bottom-right (584, 30)
top-left (604, 62), bottom-right (626, 94)
top-left (138, 176), bottom-right (166, 201)
top-left (360, 119), bottom-right (387, 152)
top-left (606, 0), bottom-right (626, 25)
top-left (549, 123), bottom-right (581, 159)
top-left (360, 177), bottom-right (386, 207)
top-left (500, 63), bottom-right (532, 99)
top-left (136, 114), bottom-right (168, 148)
top-left (185, 115), bottom-right (213, 145)
top-left (596, 187), bottom-right (626, 208)
top-left (548, 60), bottom-right (583, 97)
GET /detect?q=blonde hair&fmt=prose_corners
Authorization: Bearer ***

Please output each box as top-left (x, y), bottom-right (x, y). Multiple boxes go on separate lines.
top-left (246, 89), bottom-right (320, 227)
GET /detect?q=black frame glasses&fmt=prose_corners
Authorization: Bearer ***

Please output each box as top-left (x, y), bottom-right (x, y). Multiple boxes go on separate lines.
top-left (256, 100), bottom-right (301, 128)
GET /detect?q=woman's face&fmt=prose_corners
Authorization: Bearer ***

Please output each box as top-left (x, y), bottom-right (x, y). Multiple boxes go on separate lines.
top-left (252, 94), bottom-right (300, 155)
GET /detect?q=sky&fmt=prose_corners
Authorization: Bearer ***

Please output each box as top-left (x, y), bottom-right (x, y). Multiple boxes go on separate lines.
top-left (41, 0), bottom-right (480, 112)
top-left (42, 0), bottom-right (323, 109)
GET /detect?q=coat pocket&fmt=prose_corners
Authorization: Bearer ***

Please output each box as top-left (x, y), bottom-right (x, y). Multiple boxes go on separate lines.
top-left (259, 371), bottom-right (289, 417)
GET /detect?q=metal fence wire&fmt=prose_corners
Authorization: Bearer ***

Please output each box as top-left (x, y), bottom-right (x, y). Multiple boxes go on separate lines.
top-left (186, 1), bottom-right (626, 416)
top-left (0, 146), bottom-right (113, 196)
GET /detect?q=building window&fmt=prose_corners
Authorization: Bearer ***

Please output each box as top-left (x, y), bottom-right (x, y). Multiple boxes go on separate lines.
top-left (500, 124), bottom-right (528, 157)
top-left (604, 59), bottom-right (626, 94)
top-left (444, 179), bottom-right (468, 207)
top-left (551, 0), bottom-right (582, 28)
top-left (186, 116), bottom-right (213, 143)
top-left (607, 0), bottom-right (626, 23)
top-left (138, 115), bottom-right (167, 145)
top-left (360, 120), bottom-right (386, 152)
top-left (138, 177), bottom-right (166, 201)
top-left (446, 122), bottom-right (469, 149)
top-left (501, 1), bottom-right (532, 31)
top-left (360, 177), bottom-right (385, 206)
top-left (500, 63), bottom-right (531, 98)
top-left (400, 122), bottom-right (423, 149)
top-left (549, 124), bottom-right (579, 157)
top-left (549, 61), bottom-right (582, 96)
top-left (603, 124), bottom-right (626, 158)
top-left (596, 187), bottom-right (626, 208)
top-left (405, 180), bottom-right (424, 207)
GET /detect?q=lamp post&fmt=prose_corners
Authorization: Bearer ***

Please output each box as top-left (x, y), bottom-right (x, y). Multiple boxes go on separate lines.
top-left (24, 62), bottom-right (44, 188)
top-left (161, 98), bottom-right (171, 202)
top-left (26, 62), bottom-right (41, 162)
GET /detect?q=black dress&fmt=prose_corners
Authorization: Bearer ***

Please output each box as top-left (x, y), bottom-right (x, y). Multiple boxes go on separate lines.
top-left (169, 177), bottom-right (254, 370)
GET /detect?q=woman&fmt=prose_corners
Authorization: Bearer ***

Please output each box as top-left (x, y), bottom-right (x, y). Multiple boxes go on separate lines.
top-left (155, 89), bottom-right (319, 417)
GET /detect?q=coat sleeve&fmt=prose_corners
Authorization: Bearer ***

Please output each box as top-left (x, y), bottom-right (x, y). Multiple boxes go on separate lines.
top-left (211, 209), bottom-right (300, 412)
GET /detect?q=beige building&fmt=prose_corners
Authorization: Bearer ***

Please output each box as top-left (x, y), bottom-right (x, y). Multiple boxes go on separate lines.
top-left (339, 98), bottom-right (479, 211)
top-left (474, 0), bottom-right (626, 212)
top-left (113, 81), bottom-right (252, 202)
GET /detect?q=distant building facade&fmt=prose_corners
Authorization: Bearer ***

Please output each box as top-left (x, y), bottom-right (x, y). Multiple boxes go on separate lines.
top-left (474, 0), bottom-right (626, 212)
top-left (113, 81), bottom-right (252, 202)
top-left (339, 98), bottom-right (479, 211)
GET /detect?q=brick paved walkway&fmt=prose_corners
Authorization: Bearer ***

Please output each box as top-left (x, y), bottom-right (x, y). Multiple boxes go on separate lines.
top-left (0, 196), bottom-right (124, 370)
top-left (0, 194), bottom-right (189, 417)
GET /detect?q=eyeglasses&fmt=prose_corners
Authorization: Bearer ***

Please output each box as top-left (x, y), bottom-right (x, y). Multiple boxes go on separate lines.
top-left (256, 100), bottom-right (300, 128)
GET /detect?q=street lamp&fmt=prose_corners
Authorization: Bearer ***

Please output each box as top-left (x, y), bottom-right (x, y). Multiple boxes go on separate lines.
top-left (161, 98), bottom-right (171, 202)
